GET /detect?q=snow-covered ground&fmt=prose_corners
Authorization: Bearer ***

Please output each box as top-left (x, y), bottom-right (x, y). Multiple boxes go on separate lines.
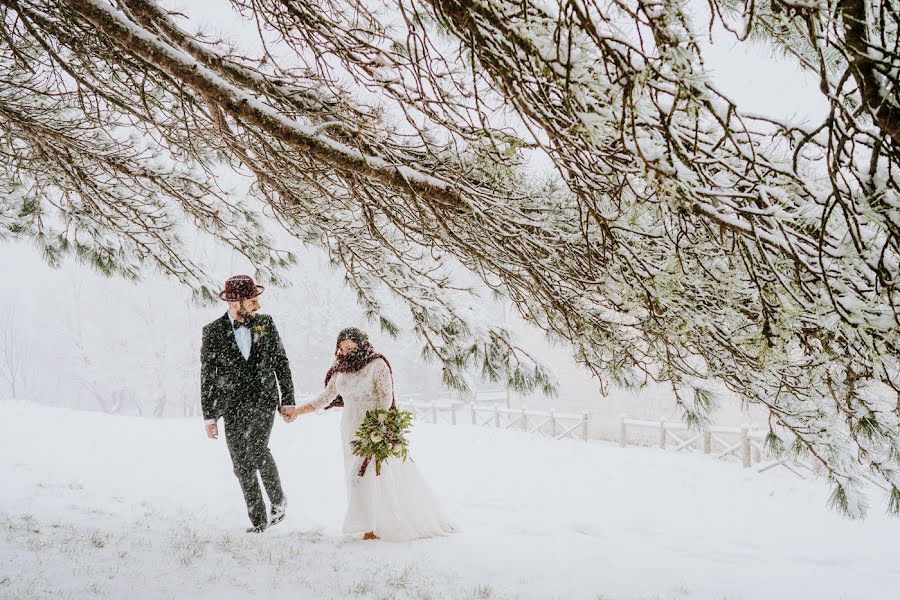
top-left (2, 400), bottom-right (899, 600)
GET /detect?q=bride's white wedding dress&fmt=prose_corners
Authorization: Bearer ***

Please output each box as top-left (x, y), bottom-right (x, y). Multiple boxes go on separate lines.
top-left (310, 358), bottom-right (456, 541)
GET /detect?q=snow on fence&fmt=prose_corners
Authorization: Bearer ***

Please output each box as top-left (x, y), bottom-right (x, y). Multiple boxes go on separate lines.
top-left (397, 400), bottom-right (828, 480)
top-left (471, 404), bottom-right (591, 442)
top-left (397, 400), bottom-right (592, 442)
top-left (617, 416), bottom-right (827, 478)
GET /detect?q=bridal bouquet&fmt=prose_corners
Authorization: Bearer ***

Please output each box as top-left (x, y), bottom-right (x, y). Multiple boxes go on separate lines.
top-left (351, 407), bottom-right (413, 476)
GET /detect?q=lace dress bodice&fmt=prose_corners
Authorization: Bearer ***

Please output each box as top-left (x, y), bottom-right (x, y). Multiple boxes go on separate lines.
top-left (310, 359), bottom-right (393, 415)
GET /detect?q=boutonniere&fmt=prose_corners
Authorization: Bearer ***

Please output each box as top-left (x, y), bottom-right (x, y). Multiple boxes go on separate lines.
top-left (251, 323), bottom-right (268, 345)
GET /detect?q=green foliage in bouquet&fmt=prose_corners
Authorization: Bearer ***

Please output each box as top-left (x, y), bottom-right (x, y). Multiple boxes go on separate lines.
top-left (351, 407), bottom-right (414, 476)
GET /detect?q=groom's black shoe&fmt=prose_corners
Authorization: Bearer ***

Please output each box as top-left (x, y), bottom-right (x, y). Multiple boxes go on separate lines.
top-left (270, 500), bottom-right (287, 526)
top-left (245, 522), bottom-right (268, 534)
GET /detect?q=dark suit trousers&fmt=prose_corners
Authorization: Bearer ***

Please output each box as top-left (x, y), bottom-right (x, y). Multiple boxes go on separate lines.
top-left (224, 408), bottom-right (285, 527)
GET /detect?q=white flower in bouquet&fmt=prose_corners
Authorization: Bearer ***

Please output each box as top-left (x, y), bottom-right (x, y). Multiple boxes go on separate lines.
top-left (393, 444), bottom-right (402, 452)
top-left (370, 432), bottom-right (383, 443)
top-left (376, 413), bottom-right (387, 423)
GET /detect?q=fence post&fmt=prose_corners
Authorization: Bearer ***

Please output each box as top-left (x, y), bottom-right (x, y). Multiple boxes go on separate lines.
top-left (450, 403), bottom-right (457, 426)
top-left (619, 414), bottom-right (627, 448)
top-left (494, 404), bottom-right (500, 428)
top-left (549, 409), bottom-right (557, 438)
top-left (431, 400), bottom-right (438, 424)
top-left (582, 411), bottom-right (590, 442)
top-left (659, 419), bottom-right (667, 449)
top-left (749, 426), bottom-right (761, 463)
top-left (703, 432), bottom-right (711, 454)
top-left (751, 442), bottom-right (760, 463)
top-left (741, 425), bottom-right (751, 468)
top-left (521, 406), bottom-right (528, 432)
top-left (470, 402), bottom-right (477, 426)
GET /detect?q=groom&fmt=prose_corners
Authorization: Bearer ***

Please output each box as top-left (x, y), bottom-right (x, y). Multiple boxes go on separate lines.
top-left (201, 275), bottom-right (295, 533)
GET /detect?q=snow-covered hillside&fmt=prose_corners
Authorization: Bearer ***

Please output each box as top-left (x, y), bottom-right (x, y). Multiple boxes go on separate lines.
top-left (2, 400), bottom-right (899, 600)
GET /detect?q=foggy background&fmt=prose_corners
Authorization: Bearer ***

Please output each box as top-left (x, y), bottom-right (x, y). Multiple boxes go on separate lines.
top-left (0, 235), bottom-right (767, 437)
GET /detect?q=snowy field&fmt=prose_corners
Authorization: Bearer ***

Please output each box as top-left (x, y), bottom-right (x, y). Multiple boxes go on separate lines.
top-left (2, 400), bottom-right (899, 600)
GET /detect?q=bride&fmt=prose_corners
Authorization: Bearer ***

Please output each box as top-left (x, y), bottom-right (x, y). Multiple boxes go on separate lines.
top-left (285, 328), bottom-right (456, 541)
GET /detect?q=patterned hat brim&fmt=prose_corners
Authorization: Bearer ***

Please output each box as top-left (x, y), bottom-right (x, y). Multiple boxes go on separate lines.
top-left (218, 286), bottom-right (264, 302)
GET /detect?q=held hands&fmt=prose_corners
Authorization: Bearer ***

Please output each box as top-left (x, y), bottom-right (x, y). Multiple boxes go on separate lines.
top-left (205, 423), bottom-right (219, 439)
top-left (281, 404), bottom-right (314, 423)
top-left (280, 406), bottom-right (298, 423)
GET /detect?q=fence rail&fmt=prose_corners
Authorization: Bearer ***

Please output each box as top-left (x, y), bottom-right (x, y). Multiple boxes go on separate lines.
top-left (398, 400), bottom-right (592, 442)
top-left (397, 399), bottom-right (827, 480)
top-left (618, 415), bottom-right (826, 478)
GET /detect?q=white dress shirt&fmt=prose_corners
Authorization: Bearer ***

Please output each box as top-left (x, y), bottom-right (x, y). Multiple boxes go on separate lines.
top-left (205, 315), bottom-right (252, 425)
top-left (232, 319), bottom-right (252, 361)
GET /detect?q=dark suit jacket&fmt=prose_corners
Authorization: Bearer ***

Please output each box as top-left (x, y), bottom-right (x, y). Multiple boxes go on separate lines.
top-left (200, 313), bottom-right (295, 421)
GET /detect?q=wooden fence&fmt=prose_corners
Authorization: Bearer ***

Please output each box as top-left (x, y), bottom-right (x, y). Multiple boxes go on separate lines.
top-left (396, 399), bottom-right (829, 480)
top-left (398, 400), bottom-right (592, 442)
top-left (617, 416), bottom-right (827, 478)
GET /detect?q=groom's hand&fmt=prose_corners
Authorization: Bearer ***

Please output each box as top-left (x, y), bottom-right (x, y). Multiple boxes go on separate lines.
top-left (205, 423), bottom-right (219, 439)
top-left (280, 406), bottom-right (296, 423)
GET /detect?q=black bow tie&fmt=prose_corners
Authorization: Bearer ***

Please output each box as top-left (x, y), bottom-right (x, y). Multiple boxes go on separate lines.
top-left (234, 320), bottom-right (249, 330)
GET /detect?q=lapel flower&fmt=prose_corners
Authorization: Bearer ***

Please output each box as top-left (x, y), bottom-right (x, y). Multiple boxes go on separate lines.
top-left (251, 322), bottom-right (268, 345)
